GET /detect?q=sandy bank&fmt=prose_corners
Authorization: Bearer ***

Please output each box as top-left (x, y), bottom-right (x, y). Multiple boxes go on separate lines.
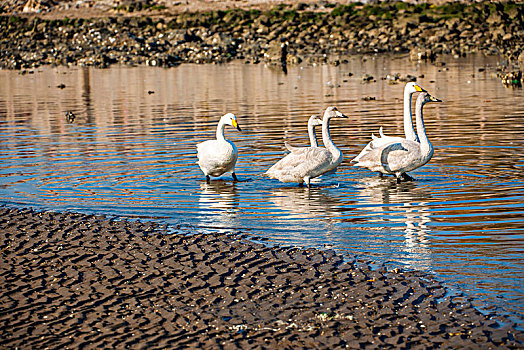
top-left (0, 207), bottom-right (521, 349)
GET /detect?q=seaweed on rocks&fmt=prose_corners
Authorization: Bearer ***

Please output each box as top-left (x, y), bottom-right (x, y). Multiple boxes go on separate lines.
top-left (0, 1), bottom-right (522, 70)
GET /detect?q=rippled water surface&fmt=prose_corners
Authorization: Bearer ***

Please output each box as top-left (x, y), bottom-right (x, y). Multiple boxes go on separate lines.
top-left (1, 55), bottom-right (523, 324)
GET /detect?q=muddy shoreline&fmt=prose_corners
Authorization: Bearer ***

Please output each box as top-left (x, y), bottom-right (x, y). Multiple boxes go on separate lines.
top-left (1, 1), bottom-right (522, 71)
top-left (0, 206), bottom-right (521, 348)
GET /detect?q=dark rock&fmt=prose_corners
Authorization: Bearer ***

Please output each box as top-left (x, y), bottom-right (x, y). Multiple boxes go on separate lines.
top-left (361, 74), bottom-right (374, 83)
top-left (65, 111), bottom-right (75, 123)
top-left (0, 2), bottom-right (522, 70)
top-left (409, 47), bottom-right (436, 61)
top-left (498, 71), bottom-right (523, 87)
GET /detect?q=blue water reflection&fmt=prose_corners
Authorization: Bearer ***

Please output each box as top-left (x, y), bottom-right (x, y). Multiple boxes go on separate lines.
top-left (0, 55), bottom-right (522, 326)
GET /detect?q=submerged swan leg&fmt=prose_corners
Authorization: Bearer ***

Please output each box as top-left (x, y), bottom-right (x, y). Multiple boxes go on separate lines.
top-left (399, 173), bottom-right (415, 182)
top-left (206, 175), bottom-right (211, 184)
top-left (232, 172), bottom-right (239, 182)
top-left (396, 173), bottom-right (414, 183)
top-left (304, 176), bottom-right (311, 188)
top-left (402, 173), bottom-right (414, 181)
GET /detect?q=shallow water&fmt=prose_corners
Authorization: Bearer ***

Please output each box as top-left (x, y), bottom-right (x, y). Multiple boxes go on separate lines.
top-left (0, 55), bottom-right (523, 325)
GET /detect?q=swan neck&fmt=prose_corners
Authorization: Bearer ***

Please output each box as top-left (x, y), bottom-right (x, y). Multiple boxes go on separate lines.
top-left (415, 100), bottom-right (431, 155)
top-left (308, 123), bottom-right (318, 147)
top-left (322, 116), bottom-right (340, 156)
top-left (404, 89), bottom-right (417, 142)
top-left (216, 119), bottom-right (226, 141)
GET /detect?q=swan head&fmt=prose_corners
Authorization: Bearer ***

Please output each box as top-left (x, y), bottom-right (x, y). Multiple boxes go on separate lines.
top-left (221, 113), bottom-right (242, 131)
top-left (405, 82), bottom-right (426, 94)
top-left (418, 92), bottom-right (443, 106)
top-left (308, 115), bottom-right (323, 127)
top-left (323, 106), bottom-right (348, 120)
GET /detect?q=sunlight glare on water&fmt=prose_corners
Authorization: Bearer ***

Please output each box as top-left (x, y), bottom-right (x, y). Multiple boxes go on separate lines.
top-left (0, 55), bottom-right (523, 325)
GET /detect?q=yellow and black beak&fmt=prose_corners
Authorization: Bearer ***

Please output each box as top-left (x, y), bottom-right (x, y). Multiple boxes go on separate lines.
top-left (414, 84), bottom-right (427, 93)
top-left (335, 110), bottom-right (348, 119)
top-left (430, 95), bottom-right (443, 103)
top-left (232, 119), bottom-right (242, 132)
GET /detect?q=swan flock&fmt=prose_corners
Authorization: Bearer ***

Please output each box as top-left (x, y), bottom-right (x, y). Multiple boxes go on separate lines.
top-left (196, 83), bottom-right (441, 187)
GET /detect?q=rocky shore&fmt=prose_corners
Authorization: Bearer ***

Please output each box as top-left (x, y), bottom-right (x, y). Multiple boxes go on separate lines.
top-left (0, 206), bottom-right (522, 349)
top-left (0, 1), bottom-right (523, 70)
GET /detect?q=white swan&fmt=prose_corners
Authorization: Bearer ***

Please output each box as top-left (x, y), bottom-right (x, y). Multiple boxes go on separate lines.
top-left (284, 115), bottom-right (323, 152)
top-left (352, 82), bottom-right (426, 163)
top-left (352, 92), bottom-right (441, 182)
top-left (265, 106), bottom-right (347, 187)
top-left (196, 113), bottom-right (241, 183)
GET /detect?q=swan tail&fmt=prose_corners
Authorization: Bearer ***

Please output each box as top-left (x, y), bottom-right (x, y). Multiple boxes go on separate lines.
top-left (352, 141), bottom-right (374, 163)
top-left (284, 141), bottom-right (297, 152)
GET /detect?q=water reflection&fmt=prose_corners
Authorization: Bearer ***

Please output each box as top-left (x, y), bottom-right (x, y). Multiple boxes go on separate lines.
top-left (266, 185), bottom-right (343, 246)
top-left (356, 177), bottom-right (432, 270)
top-left (270, 186), bottom-right (341, 219)
top-left (197, 181), bottom-right (240, 234)
top-left (0, 56), bottom-right (522, 324)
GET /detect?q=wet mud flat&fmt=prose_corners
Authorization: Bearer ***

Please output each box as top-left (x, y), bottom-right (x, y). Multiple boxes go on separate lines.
top-left (0, 207), bottom-right (521, 349)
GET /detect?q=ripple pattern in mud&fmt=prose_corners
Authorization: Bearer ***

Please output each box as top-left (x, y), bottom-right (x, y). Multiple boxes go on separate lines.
top-left (0, 208), bottom-right (520, 349)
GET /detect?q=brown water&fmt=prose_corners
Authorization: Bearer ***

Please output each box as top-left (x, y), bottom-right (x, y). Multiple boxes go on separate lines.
top-left (0, 55), bottom-right (523, 325)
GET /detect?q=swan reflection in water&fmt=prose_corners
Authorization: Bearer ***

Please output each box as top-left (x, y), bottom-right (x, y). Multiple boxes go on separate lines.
top-left (197, 181), bottom-right (240, 234)
top-left (268, 185), bottom-right (345, 246)
top-left (356, 177), bottom-right (433, 270)
top-left (271, 186), bottom-right (342, 219)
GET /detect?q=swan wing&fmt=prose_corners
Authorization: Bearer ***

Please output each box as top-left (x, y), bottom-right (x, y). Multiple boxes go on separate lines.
top-left (352, 135), bottom-right (405, 163)
top-left (284, 141), bottom-right (305, 153)
top-left (266, 147), bottom-right (331, 182)
top-left (354, 140), bottom-right (421, 174)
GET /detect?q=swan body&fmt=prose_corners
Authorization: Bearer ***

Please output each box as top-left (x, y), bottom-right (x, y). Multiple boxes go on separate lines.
top-left (197, 113), bottom-right (241, 183)
top-left (266, 107), bottom-right (347, 187)
top-left (285, 115), bottom-right (323, 152)
top-left (352, 82), bottom-right (425, 163)
top-left (352, 92), bottom-right (441, 181)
